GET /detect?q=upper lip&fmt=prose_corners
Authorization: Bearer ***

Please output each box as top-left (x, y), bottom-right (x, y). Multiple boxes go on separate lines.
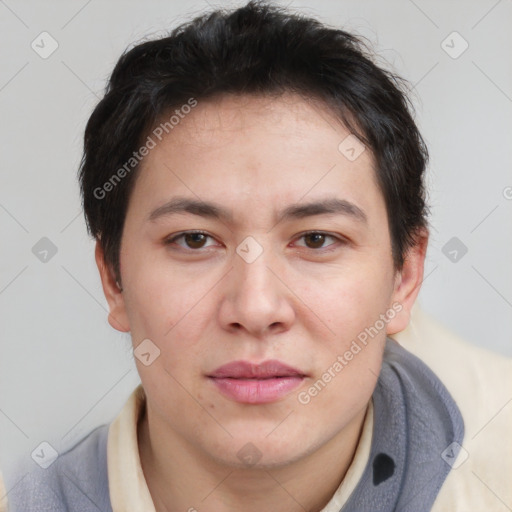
top-left (208, 360), bottom-right (306, 379)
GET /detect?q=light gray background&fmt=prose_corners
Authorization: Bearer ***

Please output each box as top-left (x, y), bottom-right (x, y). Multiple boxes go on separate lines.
top-left (1, 0), bottom-right (511, 483)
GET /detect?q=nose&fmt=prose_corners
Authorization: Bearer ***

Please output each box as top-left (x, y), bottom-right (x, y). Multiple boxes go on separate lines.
top-left (217, 247), bottom-right (295, 337)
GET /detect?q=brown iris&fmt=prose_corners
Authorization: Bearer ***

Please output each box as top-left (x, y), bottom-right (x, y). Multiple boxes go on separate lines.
top-left (303, 233), bottom-right (326, 248)
top-left (184, 233), bottom-right (208, 248)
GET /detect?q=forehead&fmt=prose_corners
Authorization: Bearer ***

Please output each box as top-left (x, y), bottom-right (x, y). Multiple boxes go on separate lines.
top-left (129, 93), bottom-right (384, 225)
top-left (158, 93), bottom-right (366, 160)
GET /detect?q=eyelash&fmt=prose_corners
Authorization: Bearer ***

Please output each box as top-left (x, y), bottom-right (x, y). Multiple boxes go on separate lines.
top-left (164, 230), bottom-right (346, 252)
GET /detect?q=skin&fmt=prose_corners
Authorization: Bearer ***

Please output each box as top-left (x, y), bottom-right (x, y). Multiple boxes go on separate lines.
top-left (96, 92), bottom-right (427, 512)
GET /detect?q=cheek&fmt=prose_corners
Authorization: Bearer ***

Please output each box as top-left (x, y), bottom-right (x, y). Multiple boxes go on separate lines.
top-left (294, 272), bottom-right (389, 423)
top-left (297, 344), bottom-right (382, 444)
top-left (122, 257), bottom-right (221, 398)
top-left (291, 261), bottom-right (395, 345)
top-left (122, 252), bottom-right (216, 342)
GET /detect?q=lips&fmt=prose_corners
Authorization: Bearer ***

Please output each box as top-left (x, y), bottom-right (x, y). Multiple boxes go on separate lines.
top-left (208, 360), bottom-right (306, 404)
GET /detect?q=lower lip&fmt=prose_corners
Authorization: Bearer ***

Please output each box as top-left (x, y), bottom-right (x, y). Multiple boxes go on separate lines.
top-left (209, 376), bottom-right (304, 404)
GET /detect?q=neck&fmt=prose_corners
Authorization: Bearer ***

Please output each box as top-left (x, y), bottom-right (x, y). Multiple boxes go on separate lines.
top-left (138, 403), bottom-right (368, 512)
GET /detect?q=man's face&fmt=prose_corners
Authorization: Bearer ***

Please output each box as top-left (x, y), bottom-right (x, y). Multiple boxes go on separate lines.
top-left (101, 93), bottom-right (419, 467)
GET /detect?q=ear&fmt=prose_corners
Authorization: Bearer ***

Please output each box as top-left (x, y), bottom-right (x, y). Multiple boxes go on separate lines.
top-left (386, 228), bottom-right (429, 335)
top-left (95, 241), bottom-right (130, 333)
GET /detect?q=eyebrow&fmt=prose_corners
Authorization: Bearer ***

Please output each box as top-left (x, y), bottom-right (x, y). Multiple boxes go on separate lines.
top-left (148, 197), bottom-right (367, 224)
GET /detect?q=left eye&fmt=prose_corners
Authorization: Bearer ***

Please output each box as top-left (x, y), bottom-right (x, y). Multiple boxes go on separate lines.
top-left (295, 232), bottom-right (338, 249)
top-left (166, 232), bottom-right (217, 249)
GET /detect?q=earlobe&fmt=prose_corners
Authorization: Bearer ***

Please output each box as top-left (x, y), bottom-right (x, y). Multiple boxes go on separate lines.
top-left (94, 241), bottom-right (130, 333)
top-left (386, 229), bottom-right (429, 335)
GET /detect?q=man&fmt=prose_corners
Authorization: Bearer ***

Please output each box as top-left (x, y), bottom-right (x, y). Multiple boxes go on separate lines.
top-left (6, 2), bottom-right (511, 511)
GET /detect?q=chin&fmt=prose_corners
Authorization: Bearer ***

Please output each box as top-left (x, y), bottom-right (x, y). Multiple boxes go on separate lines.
top-left (204, 429), bottom-right (319, 470)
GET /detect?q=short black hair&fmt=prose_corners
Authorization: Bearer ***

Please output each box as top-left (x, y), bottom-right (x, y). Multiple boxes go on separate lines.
top-left (79, 0), bottom-right (428, 284)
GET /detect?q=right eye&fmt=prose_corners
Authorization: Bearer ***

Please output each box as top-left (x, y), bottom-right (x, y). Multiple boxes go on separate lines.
top-left (164, 231), bottom-right (219, 250)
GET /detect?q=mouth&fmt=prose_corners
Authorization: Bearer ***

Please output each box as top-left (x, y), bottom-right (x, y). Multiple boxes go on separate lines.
top-left (207, 360), bottom-right (307, 404)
